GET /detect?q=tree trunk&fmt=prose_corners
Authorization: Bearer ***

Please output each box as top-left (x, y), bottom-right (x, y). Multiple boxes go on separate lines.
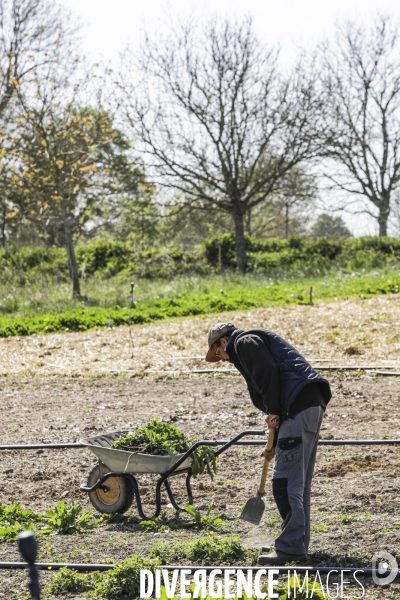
top-left (285, 202), bottom-right (289, 238)
top-left (61, 198), bottom-right (80, 299)
top-left (378, 199), bottom-right (390, 237)
top-left (1, 204), bottom-right (6, 248)
top-left (233, 209), bottom-right (246, 273)
top-left (66, 233), bottom-right (80, 298)
top-left (245, 209), bottom-right (252, 236)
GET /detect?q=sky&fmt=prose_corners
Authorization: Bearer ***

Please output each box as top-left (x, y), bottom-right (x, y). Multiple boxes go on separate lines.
top-left (60, 0), bottom-right (400, 67)
top-left (59, 0), bottom-right (400, 236)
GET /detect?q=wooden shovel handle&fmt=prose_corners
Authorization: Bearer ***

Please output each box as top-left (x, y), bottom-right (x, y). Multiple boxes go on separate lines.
top-left (258, 427), bottom-right (276, 497)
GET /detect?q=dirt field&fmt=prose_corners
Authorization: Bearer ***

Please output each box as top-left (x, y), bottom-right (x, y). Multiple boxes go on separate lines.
top-left (1, 294), bottom-right (400, 376)
top-left (1, 295), bottom-right (400, 599)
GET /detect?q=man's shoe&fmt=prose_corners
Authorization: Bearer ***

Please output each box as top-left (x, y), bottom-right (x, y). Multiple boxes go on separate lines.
top-left (258, 551), bottom-right (307, 565)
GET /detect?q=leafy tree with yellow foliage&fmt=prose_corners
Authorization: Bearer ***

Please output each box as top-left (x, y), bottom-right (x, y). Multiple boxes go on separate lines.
top-left (14, 80), bottom-right (139, 297)
top-left (0, 0), bottom-right (79, 246)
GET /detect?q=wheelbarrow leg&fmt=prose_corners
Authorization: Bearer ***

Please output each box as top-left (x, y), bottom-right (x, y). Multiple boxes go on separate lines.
top-left (186, 472), bottom-right (193, 505)
top-left (161, 470), bottom-right (193, 511)
top-left (127, 475), bottom-right (162, 521)
top-left (163, 478), bottom-right (185, 511)
top-left (128, 470), bottom-right (194, 518)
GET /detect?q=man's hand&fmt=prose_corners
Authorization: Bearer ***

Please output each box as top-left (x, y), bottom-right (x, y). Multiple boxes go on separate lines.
top-left (266, 414), bottom-right (280, 429)
top-left (261, 446), bottom-right (275, 461)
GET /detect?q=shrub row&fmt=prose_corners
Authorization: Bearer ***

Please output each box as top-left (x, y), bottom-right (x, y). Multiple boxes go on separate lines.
top-left (0, 240), bottom-right (209, 282)
top-left (2, 235), bottom-right (400, 284)
top-left (205, 234), bottom-right (400, 270)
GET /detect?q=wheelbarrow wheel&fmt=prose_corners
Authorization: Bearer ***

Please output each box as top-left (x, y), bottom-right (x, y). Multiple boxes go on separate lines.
top-left (86, 465), bottom-right (134, 514)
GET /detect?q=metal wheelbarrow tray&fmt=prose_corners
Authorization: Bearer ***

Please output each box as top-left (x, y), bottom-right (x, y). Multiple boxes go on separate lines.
top-left (79, 429), bottom-right (265, 520)
top-left (80, 430), bottom-right (192, 474)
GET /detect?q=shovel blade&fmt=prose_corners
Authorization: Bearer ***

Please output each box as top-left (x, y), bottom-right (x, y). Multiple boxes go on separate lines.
top-left (240, 496), bottom-right (265, 525)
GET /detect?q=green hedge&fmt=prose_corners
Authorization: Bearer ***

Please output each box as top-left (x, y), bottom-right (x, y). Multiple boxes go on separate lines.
top-left (2, 236), bottom-right (400, 286)
top-left (205, 234), bottom-right (400, 271)
top-left (0, 241), bottom-right (209, 283)
top-left (0, 246), bottom-right (68, 284)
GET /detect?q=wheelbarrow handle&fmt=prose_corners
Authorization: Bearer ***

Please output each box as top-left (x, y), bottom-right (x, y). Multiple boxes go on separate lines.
top-left (258, 428), bottom-right (276, 497)
top-left (214, 430), bottom-right (265, 457)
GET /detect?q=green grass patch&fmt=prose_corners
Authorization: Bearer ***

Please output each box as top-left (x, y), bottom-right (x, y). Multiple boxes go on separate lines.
top-left (45, 566), bottom-right (103, 594)
top-left (0, 501), bottom-right (229, 542)
top-left (310, 524), bottom-right (328, 533)
top-left (0, 267), bottom-right (400, 337)
top-left (149, 534), bottom-right (257, 563)
top-left (138, 506), bottom-right (228, 533)
top-left (339, 513), bottom-right (358, 525)
top-left (45, 554), bottom-right (326, 599)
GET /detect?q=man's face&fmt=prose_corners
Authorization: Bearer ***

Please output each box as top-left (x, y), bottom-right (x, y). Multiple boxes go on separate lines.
top-left (215, 336), bottom-right (230, 361)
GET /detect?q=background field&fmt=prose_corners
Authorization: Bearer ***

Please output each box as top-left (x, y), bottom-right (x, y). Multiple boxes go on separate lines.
top-left (1, 236), bottom-right (400, 336)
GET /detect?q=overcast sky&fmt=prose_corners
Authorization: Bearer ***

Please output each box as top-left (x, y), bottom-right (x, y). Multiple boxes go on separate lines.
top-left (59, 0), bottom-right (400, 236)
top-left (60, 0), bottom-right (400, 67)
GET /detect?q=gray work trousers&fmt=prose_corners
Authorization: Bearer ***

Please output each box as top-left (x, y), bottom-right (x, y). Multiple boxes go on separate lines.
top-left (272, 406), bottom-right (324, 557)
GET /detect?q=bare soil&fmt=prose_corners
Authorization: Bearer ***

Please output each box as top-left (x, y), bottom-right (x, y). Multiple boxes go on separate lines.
top-left (1, 295), bottom-right (400, 598)
top-left (0, 372), bottom-right (399, 599)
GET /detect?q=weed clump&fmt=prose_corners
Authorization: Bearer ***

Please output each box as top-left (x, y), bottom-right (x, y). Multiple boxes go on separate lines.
top-left (0, 503), bottom-right (43, 541)
top-left (46, 555), bottom-right (159, 598)
top-left (0, 501), bottom-right (94, 542)
top-left (92, 555), bottom-right (159, 599)
top-left (149, 534), bottom-right (257, 564)
top-left (45, 566), bottom-right (102, 594)
top-left (44, 501), bottom-right (95, 535)
top-left (138, 505), bottom-right (227, 532)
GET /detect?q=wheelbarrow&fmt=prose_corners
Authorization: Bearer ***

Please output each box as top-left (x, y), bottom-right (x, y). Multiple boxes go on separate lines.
top-left (80, 429), bottom-right (265, 520)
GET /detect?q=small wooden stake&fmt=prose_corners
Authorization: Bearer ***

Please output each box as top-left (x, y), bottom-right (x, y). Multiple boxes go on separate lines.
top-left (309, 286), bottom-right (313, 305)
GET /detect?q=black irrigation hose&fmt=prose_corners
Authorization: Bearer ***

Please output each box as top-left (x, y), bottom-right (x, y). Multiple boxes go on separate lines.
top-left (0, 562), bottom-right (112, 571)
top-left (161, 565), bottom-right (400, 578)
top-left (0, 563), bottom-right (398, 579)
top-left (0, 443), bottom-right (84, 450)
top-left (0, 439), bottom-right (399, 451)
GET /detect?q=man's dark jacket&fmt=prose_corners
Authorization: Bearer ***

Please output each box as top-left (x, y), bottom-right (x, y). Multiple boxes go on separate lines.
top-left (226, 329), bottom-right (331, 418)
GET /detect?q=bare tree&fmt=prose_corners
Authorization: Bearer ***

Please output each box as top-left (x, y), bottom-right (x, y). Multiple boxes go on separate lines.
top-left (273, 166), bottom-right (316, 238)
top-left (121, 17), bottom-right (323, 271)
top-left (318, 15), bottom-right (400, 237)
top-left (0, 0), bottom-right (76, 118)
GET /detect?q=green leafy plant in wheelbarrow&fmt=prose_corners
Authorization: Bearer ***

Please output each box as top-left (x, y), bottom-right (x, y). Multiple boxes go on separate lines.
top-left (111, 418), bottom-right (218, 479)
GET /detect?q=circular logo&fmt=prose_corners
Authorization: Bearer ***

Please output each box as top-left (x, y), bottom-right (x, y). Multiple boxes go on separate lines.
top-left (372, 551), bottom-right (398, 586)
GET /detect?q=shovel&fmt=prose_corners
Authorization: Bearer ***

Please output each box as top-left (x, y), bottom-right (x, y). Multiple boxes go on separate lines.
top-left (240, 427), bottom-right (276, 525)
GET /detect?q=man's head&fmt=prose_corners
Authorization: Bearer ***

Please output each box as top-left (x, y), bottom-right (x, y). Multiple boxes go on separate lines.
top-left (205, 322), bottom-right (237, 362)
